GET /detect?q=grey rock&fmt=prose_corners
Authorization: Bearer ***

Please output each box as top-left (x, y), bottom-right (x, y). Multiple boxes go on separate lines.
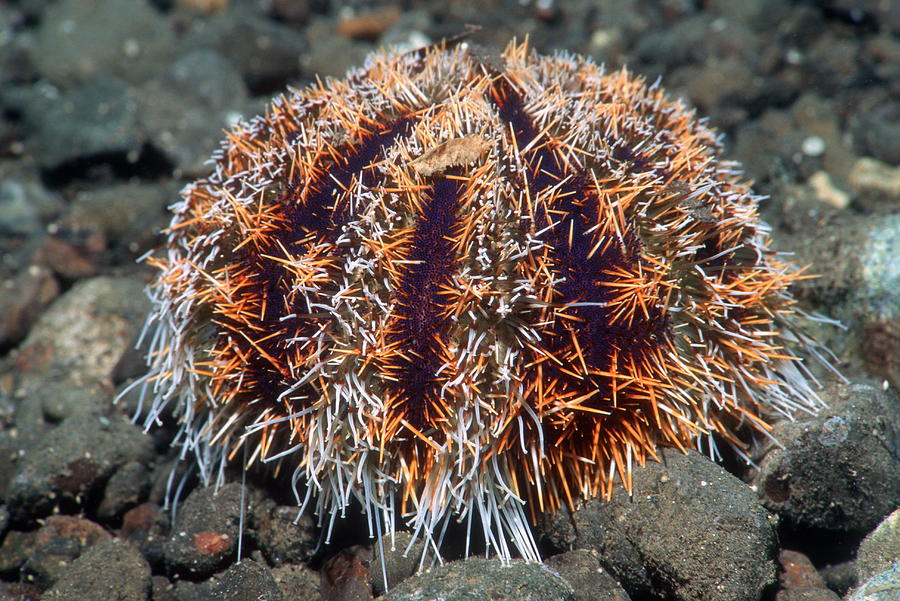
top-left (42, 538), bottom-right (151, 601)
top-left (776, 587), bottom-right (841, 600)
top-left (15, 276), bottom-right (150, 383)
top-left (847, 564), bottom-right (900, 601)
top-left (855, 509), bottom-right (899, 585)
top-left (21, 515), bottom-right (111, 587)
top-left (8, 276), bottom-right (151, 426)
top-left (183, 13), bottom-right (306, 93)
top-left (540, 448), bottom-right (777, 601)
top-left (0, 179), bottom-right (43, 238)
top-left (138, 50), bottom-right (248, 177)
top-left (69, 181), bottom-right (172, 250)
top-left (381, 557), bottom-right (576, 601)
top-left (776, 213), bottom-right (900, 386)
top-left (851, 91), bottom-right (900, 167)
top-left (121, 502), bottom-right (170, 570)
top-left (0, 265), bottom-right (59, 348)
top-left (807, 33), bottom-right (862, 92)
top-left (0, 6), bottom-right (38, 87)
top-left (6, 413), bottom-right (154, 523)
top-left (271, 562), bottom-right (319, 601)
top-left (678, 56), bottom-right (758, 126)
top-left (823, 0), bottom-right (900, 33)
top-left (26, 75), bottom-right (142, 170)
top-left (544, 549), bottom-right (631, 601)
top-left (163, 483), bottom-right (243, 577)
top-left (207, 558), bottom-right (283, 601)
top-left (33, 0), bottom-right (176, 89)
top-left (303, 16), bottom-right (373, 79)
top-left (253, 501), bottom-right (317, 567)
top-left (753, 382), bottom-right (900, 533)
top-left (818, 561), bottom-right (857, 598)
top-left (0, 581), bottom-right (42, 600)
top-left (0, 530), bottom-right (33, 574)
top-left (372, 530), bottom-right (426, 595)
top-left (96, 460), bottom-right (151, 521)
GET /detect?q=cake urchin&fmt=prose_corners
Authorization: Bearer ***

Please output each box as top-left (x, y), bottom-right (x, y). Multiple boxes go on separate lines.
top-left (135, 39), bottom-right (832, 561)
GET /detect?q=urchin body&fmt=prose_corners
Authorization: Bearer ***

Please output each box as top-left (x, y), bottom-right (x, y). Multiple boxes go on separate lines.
top-left (138, 41), bottom-right (827, 561)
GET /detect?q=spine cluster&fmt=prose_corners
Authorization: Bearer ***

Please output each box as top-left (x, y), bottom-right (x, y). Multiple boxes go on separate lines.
top-left (135, 40), bottom-right (831, 561)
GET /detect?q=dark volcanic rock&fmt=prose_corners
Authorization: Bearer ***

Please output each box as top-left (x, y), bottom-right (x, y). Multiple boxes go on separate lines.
top-left (26, 75), bottom-right (142, 171)
top-left (381, 557), bottom-right (576, 601)
top-left (854, 509), bottom-right (899, 586)
top-left (137, 49), bottom-right (249, 177)
top-left (753, 382), bottom-right (900, 533)
top-left (540, 448), bottom-right (778, 601)
top-left (5, 413), bottom-right (154, 523)
top-left (33, 0), bottom-right (176, 89)
top-left (22, 515), bottom-right (111, 587)
top-left (163, 483), bottom-right (244, 577)
top-left (207, 559), bottom-right (283, 601)
top-left (544, 550), bottom-right (631, 601)
top-left (41, 538), bottom-right (151, 601)
top-left (253, 500), bottom-right (317, 567)
top-left (371, 530), bottom-right (426, 595)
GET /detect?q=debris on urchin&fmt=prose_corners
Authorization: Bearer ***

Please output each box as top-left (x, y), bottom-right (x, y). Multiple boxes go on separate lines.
top-left (134, 39), bottom-right (835, 562)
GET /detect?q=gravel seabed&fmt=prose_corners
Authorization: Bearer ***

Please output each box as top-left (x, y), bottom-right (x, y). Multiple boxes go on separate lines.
top-left (0, 1), bottom-right (898, 600)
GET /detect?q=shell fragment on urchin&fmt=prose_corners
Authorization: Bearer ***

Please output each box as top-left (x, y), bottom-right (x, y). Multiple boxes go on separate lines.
top-left (135, 40), bottom-right (833, 562)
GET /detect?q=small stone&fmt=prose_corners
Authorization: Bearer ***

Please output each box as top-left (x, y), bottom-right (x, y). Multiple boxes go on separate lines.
top-left (855, 509), bottom-right (900, 585)
top-left (97, 460), bottom-right (150, 520)
top-left (850, 157), bottom-right (900, 198)
top-left (121, 503), bottom-right (169, 569)
top-left (33, 0), bottom-right (176, 89)
top-left (183, 14), bottom-right (306, 93)
top-left (270, 0), bottom-right (310, 25)
top-left (0, 582), bottom-right (42, 600)
top-left (381, 557), bottom-right (576, 601)
top-left (24, 516), bottom-right (111, 587)
top-left (6, 414), bottom-right (155, 523)
top-left (271, 562), bottom-right (319, 601)
top-left (801, 136), bottom-right (826, 157)
top-left (0, 179), bottom-right (42, 238)
top-left (41, 538), bottom-right (151, 601)
top-left (162, 483), bottom-right (244, 576)
top-left (0, 265), bottom-right (58, 348)
top-left (539, 448), bottom-right (777, 601)
top-left (779, 550), bottom-right (825, 589)
top-left (33, 215), bottom-right (106, 279)
top-left (26, 75), bottom-right (141, 171)
top-left (808, 171), bottom-right (850, 209)
top-left (302, 18), bottom-right (372, 79)
top-left (253, 501), bottom-right (316, 567)
top-left (321, 545), bottom-right (374, 601)
top-left (776, 586), bottom-right (841, 601)
top-left (69, 182), bottom-right (171, 251)
top-left (371, 530), bottom-right (426, 595)
top-left (544, 549), bottom-right (630, 601)
top-left (175, 0), bottom-right (228, 14)
top-left (336, 6), bottom-right (402, 41)
top-left (206, 558), bottom-right (283, 601)
top-left (754, 382), bottom-right (900, 534)
top-left (137, 50), bottom-right (249, 177)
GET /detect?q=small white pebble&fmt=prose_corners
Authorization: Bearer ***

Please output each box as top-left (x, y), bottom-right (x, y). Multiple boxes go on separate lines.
top-left (801, 136), bottom-right (826, 157)
top-left (590, 29), bottom-right (617, 49)
top-left (123, 38), bottom-right (140, 58)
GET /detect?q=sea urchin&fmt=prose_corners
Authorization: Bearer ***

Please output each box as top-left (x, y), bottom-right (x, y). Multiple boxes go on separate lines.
top-left (135, 39), bottom-right (831, 562)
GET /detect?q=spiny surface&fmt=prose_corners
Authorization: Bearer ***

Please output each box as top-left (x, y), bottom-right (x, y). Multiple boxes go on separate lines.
top-left (137, 40), bottom-right (829, 561)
